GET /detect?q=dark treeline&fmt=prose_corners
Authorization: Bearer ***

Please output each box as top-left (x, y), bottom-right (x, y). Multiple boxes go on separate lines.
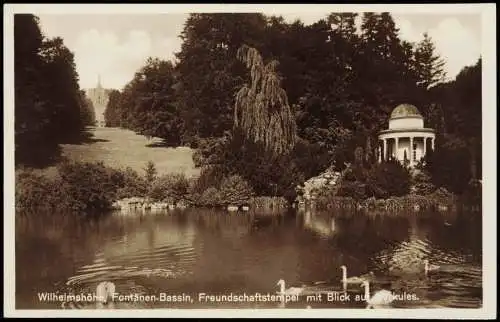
top-left (104, 13), bottom-right (481, 198)
top-left (12, 12), bottom-right (460, 202)
top-left (15, 14), bottom-right (95, 167)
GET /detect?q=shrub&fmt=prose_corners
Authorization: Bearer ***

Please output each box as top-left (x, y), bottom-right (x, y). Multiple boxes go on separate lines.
top-left (219, 175), bottom-right (255, 206)
top-left (144, 161), bottom-right (157, 182)
top-left (56, 161), bottom-right (118, 211)
top-left (149, 173), bottom-right (190, 202)
top-left (208, 130), bottom-right (305, 198)
top-left (15, 168), bottom-right (60, 210)
top-left (290, 138), bottom-right (332, 180)
top-left (314, 185), bottom-right (338, 209)
top-left (342, 167), bottom-right (357, 182)
top-left (461, 179), bottom-right (481, 205)
top-left (429, 187), bottom-right (454, 204)
top-left (366, 160), bottom-right (411, 198)
top-left (115, 167), bottom-right (148, 199)
top-left (191, 166), bottom-right (225, 194)
top-left (425, 143), bottom-right (472, 194)
top-left (16, 161), bottom-right (136, 212)
top-left (411, 170), bottom-right (436, 195)
top-left (315, 196), bottom-right (357, 210)
top-left (198, 187), bottom-right (223, 207)
top-left (191, 135), bottom-right (229, 167)
top-left (249, 196), bottom-right (288, 209)
top-left (336, 181), bottom-right (367, 200)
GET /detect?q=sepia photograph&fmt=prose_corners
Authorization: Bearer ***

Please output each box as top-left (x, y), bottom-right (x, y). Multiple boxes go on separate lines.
top-left (4, 3), bottom-right (496, 319)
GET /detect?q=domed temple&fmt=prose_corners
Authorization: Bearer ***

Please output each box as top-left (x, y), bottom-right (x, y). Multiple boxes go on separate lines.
top-left (378, 104), bottom-right (436, 167)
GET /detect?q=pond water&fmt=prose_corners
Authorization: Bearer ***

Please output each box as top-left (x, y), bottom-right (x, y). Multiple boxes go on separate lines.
top-left (15, 208), bottom-right (482, 309)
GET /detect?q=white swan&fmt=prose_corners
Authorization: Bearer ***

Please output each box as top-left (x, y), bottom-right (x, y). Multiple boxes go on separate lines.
top-left (340, 265), bottom-right (374, 284)
top-left (424, 259), bottom-right (440, 275)
top-left (95, 281), bottom-right (116, 308)
top-left (276, 279), bottom-right (304, 296)
top-left (62, 281), bottom-right (117, 309)
top-left (360, 280), bottom-right (394, 309)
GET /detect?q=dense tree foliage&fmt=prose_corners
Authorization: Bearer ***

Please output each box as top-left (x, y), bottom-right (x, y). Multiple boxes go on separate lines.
top-left (175, 13), bottom-right (268, 144)
top-left (101, 12), bottom-right (481, 199)
top-left (423, 58), bottom-right (482, 193)
top-left (79, 90), bottom-right (96, 126)
top-left (103, 58), bottom-right (183, 146)
top-left (16, 13), bottom-right (480, 200)
top-left (234, 45), bottom-right (297, 156)
top-left (414, 32), bottom-right (446, 90)
top-left (15, 14), bottom-right (91, 166)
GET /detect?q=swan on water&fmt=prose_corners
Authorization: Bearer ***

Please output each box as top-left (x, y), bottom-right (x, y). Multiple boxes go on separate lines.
top-left (62, 281), bottom-right (117, 309)
top-left (423, 259), bottom-right (440, 275)
top-left (277, 278), bottom-right (339, 297)
top-left (276, 279), bottom-right (304, 296)
top-left (340, 265), bottom-right (374, 284)
top-left (96, 281), bottom-right (116, 307)
top-left (360, 280), bottom-right (394, 309)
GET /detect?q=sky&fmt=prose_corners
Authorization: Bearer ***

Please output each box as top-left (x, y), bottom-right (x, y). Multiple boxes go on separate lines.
top-left (36, 12), bottom-right (482, 90)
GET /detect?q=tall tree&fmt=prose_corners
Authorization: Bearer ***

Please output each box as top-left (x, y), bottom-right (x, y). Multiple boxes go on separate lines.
top-left (352, 13), bottom-right (419, 130)
top-left (104, 89), bottom-right (122, 127)
top-left (234, 45), bottom-right (297, 157)
top-left (79, 90), bottom-right (96, 126)
top-left (14, 14), bottom-right (48, 164)
top-left (414, 32), bottom-right (446, 89)
top-left (39, 37), bottom-right (84, 142)
top-left (174, 13), bottom-right (268, 144)
top-left (424, 59), bottom-right (482, 191)
top-left (104, 58), bottom-right (183, 146)
top-left (15, 14), bottom-right (88, 166)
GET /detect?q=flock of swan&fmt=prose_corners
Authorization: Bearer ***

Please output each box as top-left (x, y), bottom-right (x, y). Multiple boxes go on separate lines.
top-left (276, 260), bottom-right (440, 309)
top-left (65, 260), bottom-right (440, 309)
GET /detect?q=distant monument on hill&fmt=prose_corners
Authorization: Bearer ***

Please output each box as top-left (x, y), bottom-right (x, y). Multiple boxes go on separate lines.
top-left (85, 75), bottom-right (111, 127)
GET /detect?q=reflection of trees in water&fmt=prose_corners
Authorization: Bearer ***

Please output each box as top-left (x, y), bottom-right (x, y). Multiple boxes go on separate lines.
top-left (331, 213), bottom-right (410, 256)
top-left (455, 211), bottom-right (482, 256)
top-left (16, 211), bottom-right (116, 308)
top-left (17, 208), bottom-right (482, 309)
top-left (291, 210), bottom-right (410, 286)
top-left (301, 210), bottom-right (337, 238)
top-left (16, 210), bottom-right (203, 308)
top-left (189, 209), bottom-right (253, 238)
top-left (183, 209), bottom-right (303, 294)
top-left (408, 210), bottom-right (482, 263)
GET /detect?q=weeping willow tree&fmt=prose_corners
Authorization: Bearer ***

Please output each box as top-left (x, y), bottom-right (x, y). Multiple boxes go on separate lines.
top-left (234, 44), bottom-right (297, 157)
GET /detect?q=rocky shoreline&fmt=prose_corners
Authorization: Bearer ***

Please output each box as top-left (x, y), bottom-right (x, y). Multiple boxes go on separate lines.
top-left (294, 165), bottom-right (343, 209)
top-left (111, 197), bottom-right (257, 213)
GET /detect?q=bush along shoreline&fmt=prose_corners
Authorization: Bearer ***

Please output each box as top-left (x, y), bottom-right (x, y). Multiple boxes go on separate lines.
top-left (15, 160), bottom-right (290, 215)
top-left (295, 151), bottom-right (482, 215)
top-left (16, 156), bottom-right (481, 216)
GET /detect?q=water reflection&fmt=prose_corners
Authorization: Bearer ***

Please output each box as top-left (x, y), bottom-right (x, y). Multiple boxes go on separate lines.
top-left (303, 210), bottom-right (337, 238)
top-left (15, 208), bottom-right (482, 309)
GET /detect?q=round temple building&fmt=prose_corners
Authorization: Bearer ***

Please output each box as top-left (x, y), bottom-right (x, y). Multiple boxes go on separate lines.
top-left (378, 104), bottom-right (435, 167)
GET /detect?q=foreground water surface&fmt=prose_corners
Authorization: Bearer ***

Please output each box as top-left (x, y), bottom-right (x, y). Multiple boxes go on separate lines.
top-left (15, 208), bottom-right (482, 309)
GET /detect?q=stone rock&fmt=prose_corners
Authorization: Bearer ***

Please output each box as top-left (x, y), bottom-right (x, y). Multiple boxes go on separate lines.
top-left (296, 166), bottom-right (342, 202)
top-left (227, 205), bottom-right (239, 212)
top-left (176, 200), bottom-right (188, 209)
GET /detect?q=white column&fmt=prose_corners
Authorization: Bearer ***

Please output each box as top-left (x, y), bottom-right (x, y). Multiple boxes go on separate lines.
top-left (431, 137), bottom-right (435, 150)
top-left (423, 137), bottom-right (427, 158)
top-left (378, 142), bottom-right (382, 163)
top-left (383, 139), bottom-right (387, 161)
top-left (395, 137), bottom-right (399, 161)
top-left (409, 136), bottom-right (414, 166)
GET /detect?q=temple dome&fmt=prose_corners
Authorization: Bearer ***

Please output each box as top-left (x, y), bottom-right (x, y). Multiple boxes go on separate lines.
top-left (390, 104), bottom-right (422, 119)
